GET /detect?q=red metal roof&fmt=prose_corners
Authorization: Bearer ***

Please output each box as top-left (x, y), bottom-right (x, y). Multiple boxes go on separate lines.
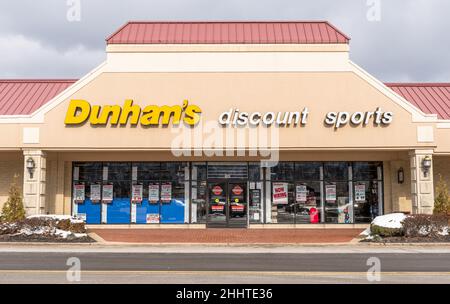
top-left (0, 80), bottom-right (448, 120)
top-left (386, 83), bottom-right (450, 120)
top-left (0, 80), bottom-right (76, 115)
top-left (106, 21), bottom-right (350, 45)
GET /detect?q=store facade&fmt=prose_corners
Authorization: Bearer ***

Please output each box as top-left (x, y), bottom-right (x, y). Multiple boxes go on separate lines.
top-left (0, 21), bottom-right (449, 228)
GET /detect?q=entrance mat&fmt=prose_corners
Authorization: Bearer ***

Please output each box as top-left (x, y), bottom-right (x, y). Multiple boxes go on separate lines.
top-left (90, 229), bottom-right (364, 244)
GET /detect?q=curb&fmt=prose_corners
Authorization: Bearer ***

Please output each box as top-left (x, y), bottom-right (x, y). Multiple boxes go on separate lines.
top-left (87, 232), bottom-right (107, 244)
top-left (0, 240), bottom-right (449, 247)
top-left (360, 241), bottom-right (450, 247)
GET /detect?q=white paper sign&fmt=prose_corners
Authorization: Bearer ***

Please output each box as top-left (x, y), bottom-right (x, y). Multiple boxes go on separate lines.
top-left (325, 184), bottom-right (337, 202)
top-left (149, 184), bottom-right (159, 203)
top-left (102, 184), bottom-right (113, 202)
top-left (161, 183), bottom-right (172, 202)
top-left (272, 182), bottom-right (288, 205)
top-left (146, 213), bottom-right (160, 224)
top-left (90, 184), bottom-right (101, 202)
top-left (296, 185), bottom-right (307, 202)
top-left (132, 184), bottom-right (143, 203)
top-left (74, 184), bottom-right (85, 202)
top-left (355, 184), bottom-right (366, 201)
top-left (253, 212), bottom-right (260, 221)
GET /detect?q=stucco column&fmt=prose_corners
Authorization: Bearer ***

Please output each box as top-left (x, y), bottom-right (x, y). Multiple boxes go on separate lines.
top-left (22, 150), bottom-right (47, 215)
top-left (409, 149), bottom-right (435, 214)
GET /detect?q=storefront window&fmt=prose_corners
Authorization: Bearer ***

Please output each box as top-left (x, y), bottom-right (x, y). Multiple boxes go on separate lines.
top-left (103, 163), bottom-right (132, 224)
top-left (294, 181), bottom-right (321, 224)
top-left (73, 163), bottom-right (103, 224)
top-left (271, 181), bottom-right (295, 224)
top-left (324, 162), bottom-right (348, 180)
top-left (72, 161), bottom-right (383, 225)
top-left (324, 181), bottom-right (350, 223)
top-left (271, 162), bottom-right (294, 181)
top-left (191, 163), bottom-right (207, 223)
top-left (136, 163), bottom-right (160, 180)
top-left (105, 162), bottom-right (132, 181)
top-left (160, 162), bottom-right (186, 181)
top-left (352, 162), bottom-right (383, 223)
top-left (324, 162), bottom-right (351, 224)
top-left (295, 162), bottom-right (321, 180)
top-left (76, 162), bottom-right (102, 182)
top-left (353, 162), bottom-right (380, 181)
top-left (270, 162), bottom-right (323, 224)
top-left (248, 163), bottom-right (262, 181)
top-left (248, 162), bottom-right (263, 223)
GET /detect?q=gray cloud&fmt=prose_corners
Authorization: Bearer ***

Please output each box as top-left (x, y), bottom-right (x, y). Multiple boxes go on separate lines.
top-left (0, 0), bottom-right (448, 81)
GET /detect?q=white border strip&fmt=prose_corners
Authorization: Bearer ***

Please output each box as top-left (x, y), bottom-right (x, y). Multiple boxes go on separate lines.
top-left (437, 122), bottom-right (450, 129)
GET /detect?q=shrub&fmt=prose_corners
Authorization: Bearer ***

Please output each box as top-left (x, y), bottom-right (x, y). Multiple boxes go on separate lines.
top-left (370, 224), bottom-right (404, 237)
top-left (69, 222), bottom-right (86, 233)
top-left (434, 175), bottom-right (450, 216)
top-left (402, 214), bottom-right (449, 237)
top-left (56, 219), bottom-right (71, 231)
top-left (22, 217), bottom-right (53, 227)
top-left (55, 218), bottom-right (86, 233)
top-left (0, 222), bottom-right (20, 235)
top-left (1, 181), bottom-right (26, 223)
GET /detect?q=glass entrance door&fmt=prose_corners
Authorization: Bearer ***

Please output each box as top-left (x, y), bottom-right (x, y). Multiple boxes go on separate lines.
top-left (207, 181), bottom-right (248, 228)
top-left (228, 182), bottom-right (247, 228)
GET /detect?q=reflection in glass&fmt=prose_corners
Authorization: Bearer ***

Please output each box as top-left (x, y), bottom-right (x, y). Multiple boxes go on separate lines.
top-left (353, 181), bottom-right (376, 222)
top-left (324, 182), bottom-right (351, 223)
top-left (324, 162), bottom-right (348, 180)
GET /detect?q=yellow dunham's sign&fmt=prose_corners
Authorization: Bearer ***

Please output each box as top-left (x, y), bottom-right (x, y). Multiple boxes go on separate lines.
top-left (64, 99), bottom-right (202, 126)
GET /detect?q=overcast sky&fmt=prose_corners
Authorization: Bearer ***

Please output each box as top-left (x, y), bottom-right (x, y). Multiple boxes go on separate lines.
top-left (0, 0), bottom-right (448, 82)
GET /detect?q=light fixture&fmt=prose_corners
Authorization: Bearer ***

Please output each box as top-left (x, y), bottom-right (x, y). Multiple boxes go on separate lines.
top-left (422, 155), bottom-right (432, 177)
top-left (26, 157), bottom-right (36, 179)
top-left (397, 167), bottom-right (404, 184)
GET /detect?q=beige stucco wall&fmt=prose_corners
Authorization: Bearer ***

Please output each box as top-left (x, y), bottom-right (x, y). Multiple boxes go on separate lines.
top-left (0, 71), bottom-right (441, 151)
top-left (435, 129), bottom-right (450, 154)
top-left (387, 159), bottom-right (412, 213)
top-left (42, 153), bottom-right (72, 215)
top-left (0, 153), bottom-right (23, 212)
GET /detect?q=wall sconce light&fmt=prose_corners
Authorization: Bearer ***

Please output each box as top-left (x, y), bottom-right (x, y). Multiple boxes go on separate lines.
top-left (422, 155), bottom-right (432, 177)
top-left (26, 157), bottom-right (36, 179)
top-left (397, 167), bottom-right (404, 184)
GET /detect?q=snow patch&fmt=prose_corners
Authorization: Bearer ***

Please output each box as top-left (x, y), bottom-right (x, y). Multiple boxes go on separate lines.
top-left (439, 227), bottom-right (449, 236)
top-left (371, 213), bottom-right (407, 229)
top-left (359, 227), bottom-right (371, 236)
top-left (0, 214), bottom-right (87, 239)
